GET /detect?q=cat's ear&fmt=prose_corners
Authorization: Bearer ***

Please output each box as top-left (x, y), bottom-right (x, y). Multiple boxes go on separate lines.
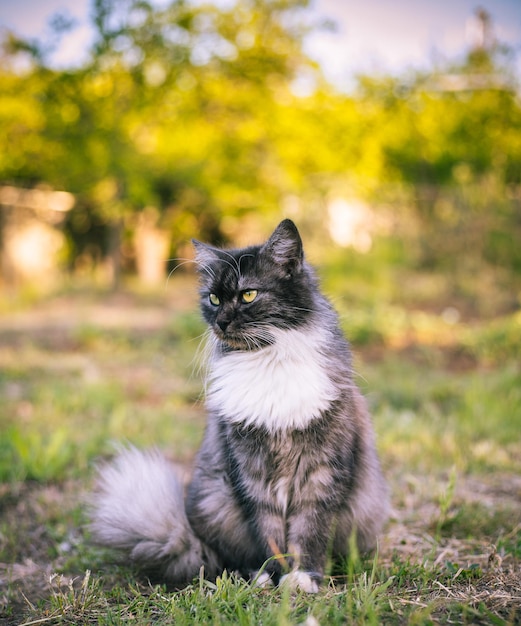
top-left (192, 239), bottom-right (220, 272)
top-left (260, 219), bottom-right (303, 276)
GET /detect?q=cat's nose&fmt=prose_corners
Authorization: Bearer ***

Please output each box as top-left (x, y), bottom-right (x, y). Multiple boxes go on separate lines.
top-left (217, 319), bottom-right (230, 332)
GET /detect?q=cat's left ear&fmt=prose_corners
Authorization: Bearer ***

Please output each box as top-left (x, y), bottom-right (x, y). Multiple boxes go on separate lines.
top-left (192, 239), bottom-right (221, 271)
top-left (260, 219), bottom-right (304, 276)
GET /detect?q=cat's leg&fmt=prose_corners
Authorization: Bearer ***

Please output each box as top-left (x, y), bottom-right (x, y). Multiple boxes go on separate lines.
top-left (186, 465), bottom-right (261, 576)
top-left (248, 502), bottom-right (289, 584)
top-left (280, 503), bottom-right (335, 592)
top-left (185, 416), bottom-right (266, 576)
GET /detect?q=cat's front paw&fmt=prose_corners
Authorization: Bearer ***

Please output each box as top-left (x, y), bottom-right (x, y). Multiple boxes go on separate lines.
top-left (279, 570), bottom-right (321, 593)
top-left (250, 570), bottom-right (274, 588)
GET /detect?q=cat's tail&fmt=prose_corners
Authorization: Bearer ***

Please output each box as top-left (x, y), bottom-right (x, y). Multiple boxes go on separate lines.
top-left (88, 446), bottom-right (220, 585)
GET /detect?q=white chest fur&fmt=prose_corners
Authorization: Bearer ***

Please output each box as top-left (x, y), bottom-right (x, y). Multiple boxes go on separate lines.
top-left (206, 327), bottom-right (338, 432)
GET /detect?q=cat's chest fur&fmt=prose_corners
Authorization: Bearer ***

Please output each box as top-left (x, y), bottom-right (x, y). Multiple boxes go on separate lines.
top-left (207, 326), bottom-right (339, 432)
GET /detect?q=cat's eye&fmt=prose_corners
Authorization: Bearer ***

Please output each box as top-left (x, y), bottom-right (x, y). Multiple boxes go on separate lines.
top-left (241, 290), bottom-right (258, 304)
top-left (209, 293), bottom-right (220, 306)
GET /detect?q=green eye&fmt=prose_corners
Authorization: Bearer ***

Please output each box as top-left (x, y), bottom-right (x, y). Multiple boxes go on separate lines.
top-left (241, 289), bottom-right (258, 304)
top-left (209, 293), bottom-right (220, 306)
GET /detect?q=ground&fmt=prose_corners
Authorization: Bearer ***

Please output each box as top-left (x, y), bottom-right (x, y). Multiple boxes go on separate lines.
top-left (0, 282), bottom-right (519, 624)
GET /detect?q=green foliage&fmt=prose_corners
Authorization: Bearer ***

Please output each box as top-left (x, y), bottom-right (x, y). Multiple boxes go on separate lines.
top-left (367, 357), bottom-right (521, 473)
top-left (1, 1), bottom-right (520, 294)
top-left (1, 0), bottom-right (318, 244)
top-left (437, 501), bottom-right (520, 543)
top-left (434, 467), bottom-right (458, 541)
top-left (0, 309), bottom-right (210, 482)
top-left (49, 570), bottom-right (105, 619)
top-left (464, 311), bottom-right (521, 364)
top-left (8, 555), bottom-right (519, 624)
top-left (9, 426), bottom-right (76, 482)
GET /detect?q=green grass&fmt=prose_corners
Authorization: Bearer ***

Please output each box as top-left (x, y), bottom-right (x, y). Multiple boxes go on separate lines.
top-left (362, 357), bottom-right (521, 473)
top-left (0, 281), bottom-right (520, 625)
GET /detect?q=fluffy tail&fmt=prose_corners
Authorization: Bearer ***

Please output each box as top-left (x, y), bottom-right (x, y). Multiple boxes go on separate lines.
top-left (88, 446), bottom-right (220, 584)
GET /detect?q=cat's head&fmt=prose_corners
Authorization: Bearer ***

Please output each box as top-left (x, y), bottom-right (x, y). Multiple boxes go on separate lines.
top-left (193, 219), bottom-right (316, 350)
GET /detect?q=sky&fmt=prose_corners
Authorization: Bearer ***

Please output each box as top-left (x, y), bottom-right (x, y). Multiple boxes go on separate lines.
top-left (0, 0), bottom-right (520, 90)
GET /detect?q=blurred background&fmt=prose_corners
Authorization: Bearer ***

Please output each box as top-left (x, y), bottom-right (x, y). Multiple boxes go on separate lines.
top-left (0, 0), bottom-right (519, 308)
top-left (0, 0), bottom-right (520, 403)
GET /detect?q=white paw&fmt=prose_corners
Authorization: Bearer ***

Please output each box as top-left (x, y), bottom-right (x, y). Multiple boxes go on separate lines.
top-left (251, 570), bottom-right (274, 588)
top-left (279, 570), bottom-right (320, 593)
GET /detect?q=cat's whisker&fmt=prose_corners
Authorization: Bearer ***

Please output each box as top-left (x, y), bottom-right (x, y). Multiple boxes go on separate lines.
top-left (243, 335), bottom-right (255, 351)
top-left (287, 305), bottom-right (315, 313)
top-left (193, 329), bottom-right (218, 392)
top-left (165, 258), bottom-right (198, 285)
top-left (217, 251), bottom-right (242, 280)
top-left (237, 253), bottom-right (255, 274)
top-left (198, 262), bottom-right (217, 280)
top-left (168, 257), bottom-right (219, 282)
top-left (212, 257), bottom-right (241, 279)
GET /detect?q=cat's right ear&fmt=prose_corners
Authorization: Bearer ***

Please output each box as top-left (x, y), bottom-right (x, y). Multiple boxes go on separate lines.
top-left (260, 219), bottom-right (304, 277)
top-left (192, 240), bottom-right (220, 272)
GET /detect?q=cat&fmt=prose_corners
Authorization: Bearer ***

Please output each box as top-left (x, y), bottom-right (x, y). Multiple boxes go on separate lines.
top-left (89, 219), bottom-right (389, 593)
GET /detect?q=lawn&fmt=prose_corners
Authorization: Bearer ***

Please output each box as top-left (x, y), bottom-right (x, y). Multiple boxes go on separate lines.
top-left (0, 275), bottom-right (520, 625)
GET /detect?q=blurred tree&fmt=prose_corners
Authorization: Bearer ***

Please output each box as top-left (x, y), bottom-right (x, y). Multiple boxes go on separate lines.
top-left (1, 0), bottom-right (320, 285)
top-left (0, 42), bottom-right (47, 185)
top-left (349, 12), bottom-right (521, 293)
top-left (1, 3), bottom-right (519, 299)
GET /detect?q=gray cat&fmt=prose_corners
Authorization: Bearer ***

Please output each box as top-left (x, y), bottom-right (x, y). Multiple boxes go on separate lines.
top-left (90, 219), bottom-right (388, 593)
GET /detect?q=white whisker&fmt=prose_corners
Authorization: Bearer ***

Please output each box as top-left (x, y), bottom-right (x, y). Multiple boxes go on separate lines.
top-left (165, 257), bottom-right (216, 285)
top-left (237, 253), bottom-right (255, 273)
top-left (287, 305), bottom-right (315, 313)
top-left (212, 257), bottom-right (241, 279)
top-left (190, 328), bottom-right (216, 396)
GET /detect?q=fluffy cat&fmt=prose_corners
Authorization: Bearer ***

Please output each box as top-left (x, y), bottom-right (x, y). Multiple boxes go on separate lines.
top-left (89, 219), bottom-right (388, 593)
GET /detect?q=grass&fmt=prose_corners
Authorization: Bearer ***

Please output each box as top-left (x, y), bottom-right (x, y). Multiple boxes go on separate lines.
top-left (0, 276), bottom-right (520, 625)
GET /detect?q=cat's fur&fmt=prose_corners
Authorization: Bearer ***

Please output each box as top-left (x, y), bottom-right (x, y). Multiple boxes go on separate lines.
top-left (89, 219), bottom-right (388, 592)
